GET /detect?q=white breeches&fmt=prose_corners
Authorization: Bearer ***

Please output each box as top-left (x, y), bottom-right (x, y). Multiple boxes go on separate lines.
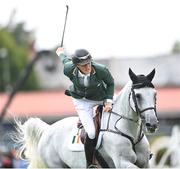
top-left (72, 98), bottom-right (103, 139)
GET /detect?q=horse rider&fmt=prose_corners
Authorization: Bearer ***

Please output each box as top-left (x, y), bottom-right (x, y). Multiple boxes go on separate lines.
top-left (56, 47), bottom-right (114, 168)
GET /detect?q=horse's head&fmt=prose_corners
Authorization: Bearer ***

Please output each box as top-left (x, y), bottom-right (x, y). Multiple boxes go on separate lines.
top-left (128, 68), bottom-right (159, 133)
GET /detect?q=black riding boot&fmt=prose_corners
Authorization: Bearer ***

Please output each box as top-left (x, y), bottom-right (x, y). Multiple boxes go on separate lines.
top-left (84, 135), bottom-right (97, 168)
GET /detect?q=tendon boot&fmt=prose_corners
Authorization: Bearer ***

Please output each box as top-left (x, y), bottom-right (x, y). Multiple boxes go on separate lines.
top-left (84, 135), bottom-right (97, 168)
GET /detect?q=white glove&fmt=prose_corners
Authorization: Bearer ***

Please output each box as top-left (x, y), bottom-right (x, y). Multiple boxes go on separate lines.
top-left (103, 99), bottom-right (113, 112)
top-left (56, 47), bottom-right (64, 56)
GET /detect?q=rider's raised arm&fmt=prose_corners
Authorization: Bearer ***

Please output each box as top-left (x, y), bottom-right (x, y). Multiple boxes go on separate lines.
top-left (56, 47), bottom-right (71, 65)
top-left (56, 47), bottom-right (75, 76)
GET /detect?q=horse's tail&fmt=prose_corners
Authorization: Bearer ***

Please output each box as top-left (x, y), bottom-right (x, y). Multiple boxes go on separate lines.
top-left (14, 117), bottom-right (49, 168)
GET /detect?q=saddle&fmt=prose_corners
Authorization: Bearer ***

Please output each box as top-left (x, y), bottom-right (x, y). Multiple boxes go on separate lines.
top-left (77, 105), bottom-right (103, 144)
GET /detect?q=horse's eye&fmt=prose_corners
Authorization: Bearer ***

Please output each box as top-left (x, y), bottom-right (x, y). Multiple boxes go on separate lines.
top-left (135, 93), bottom-right (141, 100)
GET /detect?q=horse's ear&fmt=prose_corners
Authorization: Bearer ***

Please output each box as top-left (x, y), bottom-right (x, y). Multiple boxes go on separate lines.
top-left (129, 68), bottom-right (138, 83)
top-left (146, 69), bottom-right (155, 81)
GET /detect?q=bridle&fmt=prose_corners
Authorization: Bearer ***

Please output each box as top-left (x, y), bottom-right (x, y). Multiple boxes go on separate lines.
top-left (100, 82), bottom-right (158, 150)
top-left (129, 82), bottom-right (157, 119)
top-left (111, 82), bottom-right (157, 124)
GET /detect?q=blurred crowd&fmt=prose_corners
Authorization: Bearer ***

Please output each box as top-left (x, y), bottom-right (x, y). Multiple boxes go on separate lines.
top-left (0, 148), bottom-right (28, 168)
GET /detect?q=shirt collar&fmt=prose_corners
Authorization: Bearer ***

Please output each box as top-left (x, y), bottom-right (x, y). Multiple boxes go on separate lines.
top-left (78, 70), bottom-right (90, 77)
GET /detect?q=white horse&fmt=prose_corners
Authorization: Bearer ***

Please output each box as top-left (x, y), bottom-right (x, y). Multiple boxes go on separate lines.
top-left (14, 68), bottom-right (159, 168)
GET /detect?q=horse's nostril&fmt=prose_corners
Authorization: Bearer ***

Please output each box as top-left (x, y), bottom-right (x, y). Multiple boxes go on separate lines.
top-left (146, 123), bottom-right (158, 130)
top-left (146, 123), bottom-right (151, 127)
top-left (153, 124), bottom-right (158, 129)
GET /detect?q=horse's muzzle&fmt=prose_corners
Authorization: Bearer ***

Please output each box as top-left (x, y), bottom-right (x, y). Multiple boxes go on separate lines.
top-left (144, 112), bottom-right (159, 133)
top-left (146, 122), bottom-right (159, 133)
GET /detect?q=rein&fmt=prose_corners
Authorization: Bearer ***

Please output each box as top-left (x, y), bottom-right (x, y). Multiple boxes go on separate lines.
top-left (110, 111), bottom-right (139, 124)
top-left (100, 110), bottom-right (144, 151)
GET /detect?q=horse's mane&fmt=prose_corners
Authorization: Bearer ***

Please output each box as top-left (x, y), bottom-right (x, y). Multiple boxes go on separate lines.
top-left (114, 81), bottom-right (132, 105)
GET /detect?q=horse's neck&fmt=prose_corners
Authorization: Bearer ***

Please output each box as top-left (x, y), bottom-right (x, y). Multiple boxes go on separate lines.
top-left (112, 82), bottom-right (141, 140)
top-left (113, 82), bottom-right (132, 117)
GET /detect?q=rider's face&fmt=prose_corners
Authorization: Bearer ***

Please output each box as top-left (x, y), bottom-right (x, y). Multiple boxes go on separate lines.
top-left (77, 62), bottom-right (92, 74)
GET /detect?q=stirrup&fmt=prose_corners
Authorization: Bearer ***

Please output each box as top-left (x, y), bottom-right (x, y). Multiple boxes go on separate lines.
top-left (87, 164), bottom-right (98, 168)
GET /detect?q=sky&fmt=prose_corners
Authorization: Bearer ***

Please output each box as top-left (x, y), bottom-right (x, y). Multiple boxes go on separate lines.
top-left (1, 0), bottom-right (180, 59)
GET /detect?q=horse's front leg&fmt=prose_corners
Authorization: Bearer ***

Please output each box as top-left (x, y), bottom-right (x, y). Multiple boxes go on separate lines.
top-left (103, 133), bottom-right (138, 168)
top-left (111, 149), bottom-right (138, 168)
top-left (135, 135), bottom-right (151, 168)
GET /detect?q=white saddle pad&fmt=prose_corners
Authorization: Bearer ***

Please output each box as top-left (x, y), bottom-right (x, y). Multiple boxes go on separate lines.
top-left (68, 127), bottom-right (84, 152)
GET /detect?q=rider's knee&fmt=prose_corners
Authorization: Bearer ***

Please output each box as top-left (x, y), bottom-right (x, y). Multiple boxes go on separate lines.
top-left (87, 130), bottom-right (96, 139)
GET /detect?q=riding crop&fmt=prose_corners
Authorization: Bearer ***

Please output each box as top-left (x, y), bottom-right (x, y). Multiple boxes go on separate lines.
top-left (60, 5), bottom-right (69, 47)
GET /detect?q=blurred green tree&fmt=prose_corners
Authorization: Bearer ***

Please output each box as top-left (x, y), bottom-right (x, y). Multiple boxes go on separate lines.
top-left (11, 22), bottom-right (31, 47)
top-left (0, 25), bottom-right (39, 92)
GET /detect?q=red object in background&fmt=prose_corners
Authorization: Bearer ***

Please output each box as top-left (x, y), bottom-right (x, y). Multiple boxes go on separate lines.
top-left (0, 88), bottom-right (180, 117)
